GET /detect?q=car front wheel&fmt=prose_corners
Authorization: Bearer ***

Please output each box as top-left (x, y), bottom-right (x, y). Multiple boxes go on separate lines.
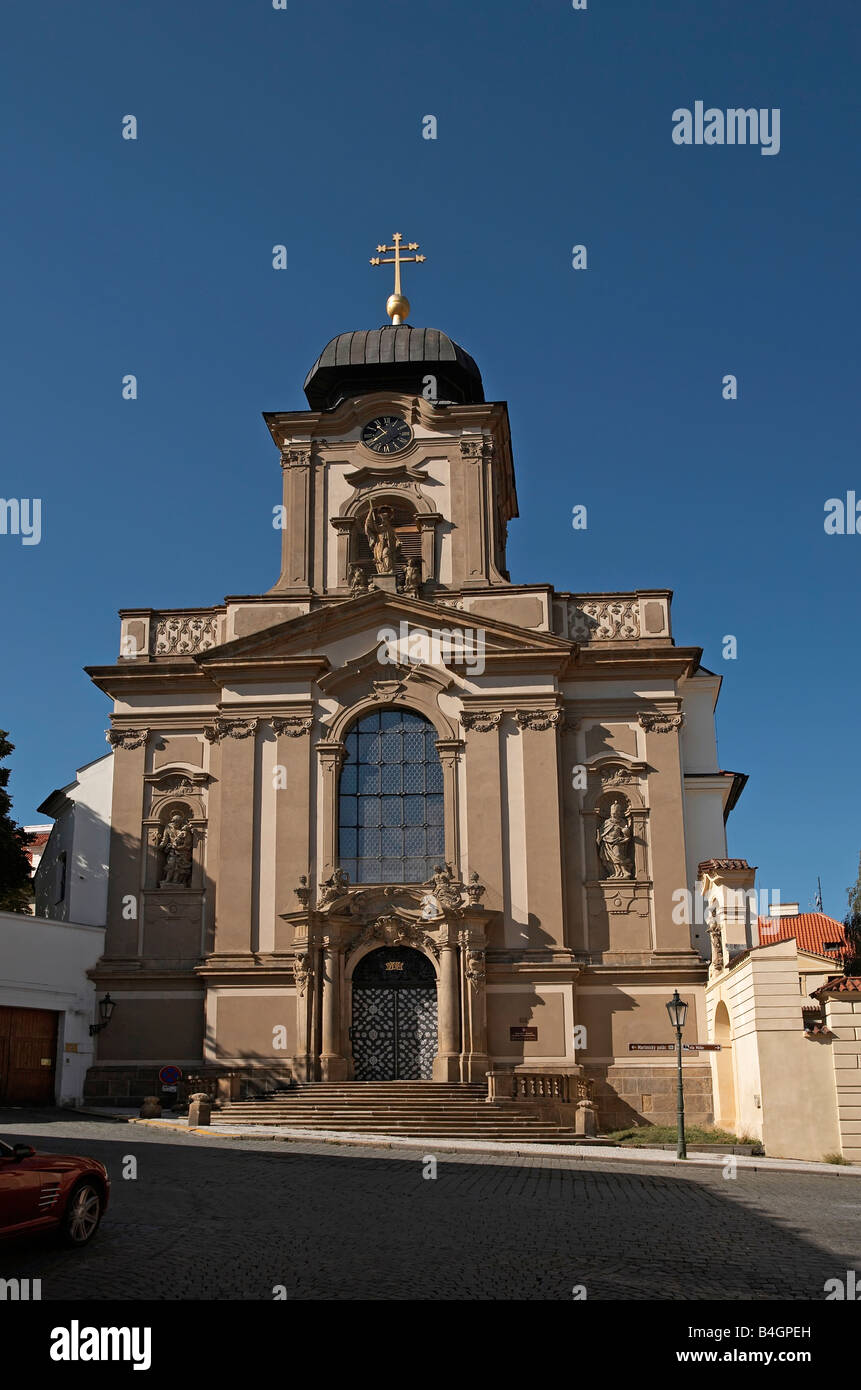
top-left (60, 1182), bottom-right (103, 1247)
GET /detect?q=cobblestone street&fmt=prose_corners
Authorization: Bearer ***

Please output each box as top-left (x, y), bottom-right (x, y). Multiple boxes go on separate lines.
top-left (1, 1113), bottom-right (859, 1301)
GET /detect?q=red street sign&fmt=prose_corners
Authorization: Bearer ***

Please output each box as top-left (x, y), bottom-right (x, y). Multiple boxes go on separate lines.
top-left (628, 1043), bottom-right (721, 1052)
top-left (159, 1064), bottom-right (183, 1084)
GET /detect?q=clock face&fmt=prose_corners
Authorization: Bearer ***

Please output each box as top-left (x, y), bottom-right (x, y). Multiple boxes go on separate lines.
top-left (361, 416), bottom-right (413, 455)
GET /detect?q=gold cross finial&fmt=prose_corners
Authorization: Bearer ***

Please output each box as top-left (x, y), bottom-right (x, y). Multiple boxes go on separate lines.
top-left (370, 232), bottom-right (427, 324)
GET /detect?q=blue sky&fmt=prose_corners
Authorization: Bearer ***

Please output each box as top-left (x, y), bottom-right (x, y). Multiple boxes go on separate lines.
top-left (2, 0), bottom-right (859, 917)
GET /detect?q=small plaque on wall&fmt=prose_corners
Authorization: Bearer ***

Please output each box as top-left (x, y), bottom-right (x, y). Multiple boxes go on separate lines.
top-left (510, 1026), bottom-right (538, 1041)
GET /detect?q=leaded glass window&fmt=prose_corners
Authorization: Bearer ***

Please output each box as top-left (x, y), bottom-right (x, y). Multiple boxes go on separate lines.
top-left (338, 709), bottom-right (445, 884)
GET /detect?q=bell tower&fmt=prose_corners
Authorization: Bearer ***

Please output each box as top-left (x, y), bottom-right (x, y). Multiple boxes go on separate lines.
top-left (264, 234), bottom-right (518, 601)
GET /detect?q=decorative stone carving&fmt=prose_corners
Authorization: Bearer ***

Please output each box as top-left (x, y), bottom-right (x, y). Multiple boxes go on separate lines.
top-left (107, 728), bottom-right (149, 751)
top-left (317, 867), bottom-right (350, 910)
top-left (596, 798), bottom-right (634, 880)
top-left (568, 599), bottom-right (640, 644)
top-left (349, 564), bottom-right (371, 595)
top-left (598, 765), bottom-right (637, 787)
top-left (708, 920), bottom-right (725, 972)
top-left (153, 614), bottom-right (220, 655)
top-left (293, 952), bottom-right (312, 996)
top-left (281, 446), bottom-right (311, 469)
top-left (514, 709), bottom-right (562, 731)
top-left (203, 717), bottom-right (259, 742)
top-left (402, 555), bottom-right (421, 597)
top-left (461, 710), bottom-right (502, 732)
top-left (158, 813), bottom-right (194, 887)
top-left (465, 871), bottom-right (486, 906)
top-left (272, 716), bottom-right (313, 737)
top-left (422, 864), bottom-right (465, 914)
top-left (347, 915), bottom-right (438, 959)
top-left (294, 875), bottom-right (311, 908)
top-left (462, 947), bottom-right (485, 991)
top-left (638, 711), bottom-right (684, 734)
top-left (460, 438), bottom-right (491, 462)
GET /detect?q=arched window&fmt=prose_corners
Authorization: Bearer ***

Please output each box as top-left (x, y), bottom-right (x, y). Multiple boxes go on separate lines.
top-left (338, 710), bottom-right (444, 884)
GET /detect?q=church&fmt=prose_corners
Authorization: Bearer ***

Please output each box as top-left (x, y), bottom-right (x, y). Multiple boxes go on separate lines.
top-left (82, 239), bottom-right (747, 1131)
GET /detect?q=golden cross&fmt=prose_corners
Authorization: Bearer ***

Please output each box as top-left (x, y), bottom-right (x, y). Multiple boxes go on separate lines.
top-left (370, 232), bottom-right (426, 323)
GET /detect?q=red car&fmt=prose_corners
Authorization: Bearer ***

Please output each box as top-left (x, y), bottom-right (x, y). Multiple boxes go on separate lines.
top-left (0, 1138), bottom-right (110, 1246)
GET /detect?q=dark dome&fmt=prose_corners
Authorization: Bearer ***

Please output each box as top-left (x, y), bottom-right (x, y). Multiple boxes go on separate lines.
top-left (303, 325), bottom-right (484, 410)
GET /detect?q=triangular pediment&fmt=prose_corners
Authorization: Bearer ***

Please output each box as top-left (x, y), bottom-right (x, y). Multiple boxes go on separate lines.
top-left (195, 591), bottom-right (572, 678)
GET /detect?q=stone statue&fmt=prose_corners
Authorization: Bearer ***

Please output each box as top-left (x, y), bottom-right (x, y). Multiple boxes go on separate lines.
top-left (596, 799), bottom-right (634, 880)
top-left (402, 555), bottom-right (421, 596)
top-left (317, 867), bottom-right (350, 909)
top-left (422, 864), bottom-right (463, 913)
top-left (708, 919), bottom-right (724, 972)
top-left (364, 505), bottom-right (398, 575)
top-left (159, 813), bottom-right (193, 886)
top-left (349, 564), bottom-right (370, 595)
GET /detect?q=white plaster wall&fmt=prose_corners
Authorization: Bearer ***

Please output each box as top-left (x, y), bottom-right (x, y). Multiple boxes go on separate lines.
top-left (35, 754), bottom-right (112, 927)
top-left (0, 910), bottom-right (105, 1104)
top-left (680, 676), bottom-right (721, 773)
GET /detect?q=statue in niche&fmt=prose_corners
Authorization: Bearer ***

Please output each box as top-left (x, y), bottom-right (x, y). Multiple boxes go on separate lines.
top-left (159, 813), bottom-right (194, 887)
top-left (402, 555), bottom-right (421, 597)
top-left (349, 564), bottom-right (370, 596)
top-left (364, 504), bottom-right (399, 574)
top-left (596, 799), bottom-right (634, 880)
top-left (708, 918), bottom-right (724, 971)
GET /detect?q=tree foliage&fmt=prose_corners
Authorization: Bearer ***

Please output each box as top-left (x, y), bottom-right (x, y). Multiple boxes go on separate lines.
top-left (0, 731), bottom-right (34, 912)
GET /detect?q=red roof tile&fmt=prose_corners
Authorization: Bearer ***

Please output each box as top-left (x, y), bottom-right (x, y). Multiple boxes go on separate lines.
top-left (757, 913), bottom-right (847, 959)
top-left (812, 975), bottom-right (861, 997)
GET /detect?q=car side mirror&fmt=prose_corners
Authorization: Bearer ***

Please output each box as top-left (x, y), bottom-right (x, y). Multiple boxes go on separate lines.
top-left (12, 1144), bottom-right (36, 1159)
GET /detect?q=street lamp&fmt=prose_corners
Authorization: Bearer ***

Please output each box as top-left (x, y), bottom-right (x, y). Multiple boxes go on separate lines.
top-left (665, 990), bottom-right (688, 1159)
top-left (89, 993), bottom-right (117, 1036)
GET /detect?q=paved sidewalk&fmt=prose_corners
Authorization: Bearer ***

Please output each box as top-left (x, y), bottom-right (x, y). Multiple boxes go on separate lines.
top-left (74, 1106), bottom-right (861, 1176)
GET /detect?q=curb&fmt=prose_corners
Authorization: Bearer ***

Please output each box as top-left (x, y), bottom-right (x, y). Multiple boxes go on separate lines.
top-left (119, 1117), bottom-right (861, 1175)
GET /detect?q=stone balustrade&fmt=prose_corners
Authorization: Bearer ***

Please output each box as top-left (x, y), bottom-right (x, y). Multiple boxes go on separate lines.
top-left (558, 591), bottom-right (672, 645)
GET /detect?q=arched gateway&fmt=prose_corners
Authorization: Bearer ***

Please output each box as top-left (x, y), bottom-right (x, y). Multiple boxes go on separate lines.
top-left (351, 946), bottom-right (438, 1080)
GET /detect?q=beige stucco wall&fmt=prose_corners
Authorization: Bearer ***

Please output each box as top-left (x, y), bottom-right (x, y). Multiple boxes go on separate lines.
top-left (208, 990), bottom-right (297, 1064)
top-left (707, 941), bottom-right (843, 1161)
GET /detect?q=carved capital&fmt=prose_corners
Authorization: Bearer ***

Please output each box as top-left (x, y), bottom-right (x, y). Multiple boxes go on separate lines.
top-left (107, 728), bottom-right (149, 751)
top-left (461, 710), bottom-right (502, 732)
top-left (272, 716), bottom-right (313, 738)
top-left (638, 711), bottom-right (684, 734)
top-left (281, 446), bottom-right (312, 470)
top-left (316, 741), bottom-right (348, 777)
top-left (204, 717), bottom-right (259, 743)
top-left (459, 437), bottom-right (492, 462)
top-left (514, 709), bottom-right (562, 732)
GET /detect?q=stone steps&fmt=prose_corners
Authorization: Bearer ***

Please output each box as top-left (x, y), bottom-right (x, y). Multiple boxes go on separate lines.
top-left (216, 1081), bottom-right (579, 1142)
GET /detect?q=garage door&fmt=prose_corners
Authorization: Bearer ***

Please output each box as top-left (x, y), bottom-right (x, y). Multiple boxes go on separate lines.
top-left (0, 1006), bottom-right (59, 1105)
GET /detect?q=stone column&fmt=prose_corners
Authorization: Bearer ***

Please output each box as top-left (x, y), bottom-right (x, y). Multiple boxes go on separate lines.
top-left (416, 513), bottom-right (441, 584)
top-left (104, 729), bottom-right (149, 958)
top-left (517, 710), bottom-right (566, 949)
top-left (460, 929), bottom-right (490, 1082)
top-left (462, 714), bottom-right (504, 912)
top-left (292, 950), bottom-right (314, 1083)
top-left (320, 944), bottom-right (348, 1081)
top-left (316, 741), bottom-right (348, 877)
top-left (435, 739), bottom-right (464, 869)
top-left (206, 718), bottom-right (258, 956)
top-left (638, 711), bottom-right (692, 953)
top-left (273, 446), bottom-right (313, 594)
top-left (433, 936), bottom-right (461, 1082)
top-left (272, 714), bottom-right (313, 950)
top-left (331, 516), bottom-right (356, 590)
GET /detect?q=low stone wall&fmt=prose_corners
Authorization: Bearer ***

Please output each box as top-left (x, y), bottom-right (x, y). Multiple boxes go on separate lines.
top-left (84, 1064), bottom-right (293, 1109)
top-left (582, 1063), bottom-right (714, 1132)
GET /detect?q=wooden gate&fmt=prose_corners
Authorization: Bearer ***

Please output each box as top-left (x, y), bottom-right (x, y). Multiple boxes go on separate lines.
top-left (0, 1006), bottom-right (59, 1105)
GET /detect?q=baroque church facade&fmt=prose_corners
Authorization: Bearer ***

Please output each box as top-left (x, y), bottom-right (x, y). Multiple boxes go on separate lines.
top-left (83, 272), bottom-right (746, 1127)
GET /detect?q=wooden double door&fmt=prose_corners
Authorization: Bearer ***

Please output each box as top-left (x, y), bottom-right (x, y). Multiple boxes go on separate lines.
top-left (0, 1006), bottom-right (59, 1105)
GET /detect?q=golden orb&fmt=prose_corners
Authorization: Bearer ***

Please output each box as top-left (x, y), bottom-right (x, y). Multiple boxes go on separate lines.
top-left (386, 292), bottom-right (410, 325)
